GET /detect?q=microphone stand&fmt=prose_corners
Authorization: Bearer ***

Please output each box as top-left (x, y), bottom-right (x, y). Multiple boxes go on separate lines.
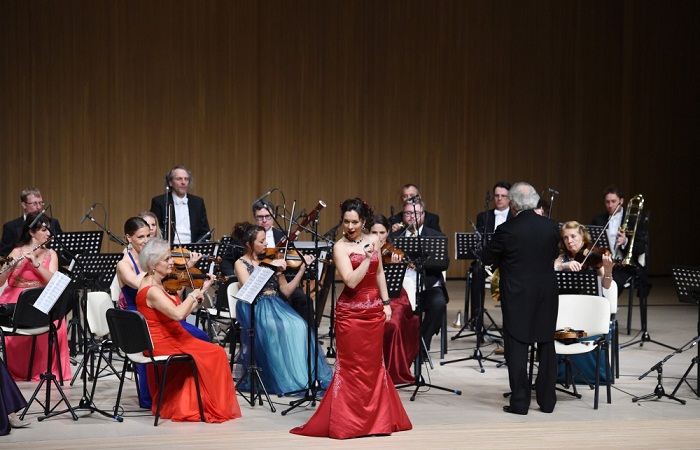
top-left (163, 175), bottom-right (171, 242)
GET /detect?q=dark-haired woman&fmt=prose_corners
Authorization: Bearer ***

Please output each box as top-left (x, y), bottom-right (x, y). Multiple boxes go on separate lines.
top-left (291, 198), bottom-right (411, 439)
top-left (0, 212), bottom-right (70, 381)
top-left (232, 222), bottom-right (332, 395)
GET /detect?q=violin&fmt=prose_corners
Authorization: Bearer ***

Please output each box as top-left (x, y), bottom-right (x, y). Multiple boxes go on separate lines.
top-left (573, 242), bottom-right (611, 270)
top-left (258, 248), bottom-right (304, 269)
top-left (162, 266), bottom-right (228, 295)
top-left (554, 327), bottom-right (588, 344)
top-left (381, 242), bottom-right (415, 268)
top-left (170, 247), bottom-right (222, 266)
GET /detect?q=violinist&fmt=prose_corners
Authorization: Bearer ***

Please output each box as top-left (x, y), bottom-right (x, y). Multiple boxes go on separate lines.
top-left (554, 221), bottom-right (614, 291)
top-left (370, 215), bottom-right (419, 384)
top-left (136, 238), bottom-right (241, 423)
top-left (231, 222), bottom-right (332, 395)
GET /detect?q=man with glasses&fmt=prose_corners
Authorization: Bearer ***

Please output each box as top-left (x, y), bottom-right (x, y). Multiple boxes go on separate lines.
top-left (1, 187), bottom-right (63, 257)
top-left (390, 199), bottom-right (448, 353)
top-left (389, 183), bottom-right (441, 232)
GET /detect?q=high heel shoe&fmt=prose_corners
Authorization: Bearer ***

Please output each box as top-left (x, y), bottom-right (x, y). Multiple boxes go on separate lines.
top-left (8, 415), bottom-right (31, 428)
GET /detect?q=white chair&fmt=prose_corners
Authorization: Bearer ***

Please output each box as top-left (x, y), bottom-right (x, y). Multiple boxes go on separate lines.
top-left (602, 281), bottom-right (619, 380)
top-left (226, 282), bottom-right (240, 371)
top-left (555, 294), bottom-right (612, 409)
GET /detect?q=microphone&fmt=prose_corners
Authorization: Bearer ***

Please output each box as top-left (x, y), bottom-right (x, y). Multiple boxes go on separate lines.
top-left (469, 219), bottom-right (483, 241)
top-left (195, 228), bottom-right (215, 243)
top-left (165, 173), bottom-right (170, 190)
top-left (29, 204), bottom-right (50, 229)
top-left (405, 194), bottom-right (419, 203)
top-left (390, 206), bottom-right (395, 218)
top-left (547, 188), bottom-right (559, 195)
top-left (253, 188), bottom-right (277, 205)
top-left (80, 202), bottom-right (97, 224)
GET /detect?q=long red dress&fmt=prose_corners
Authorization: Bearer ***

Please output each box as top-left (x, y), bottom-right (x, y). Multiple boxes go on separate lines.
top-left (0, 253), bottom-right (71, 381)
top-left (384, 288), bottom-right (419, 384)
top-left (136, 286), bottom-right (241, 423)
top-left (290, 253), bottom-right (412, 439)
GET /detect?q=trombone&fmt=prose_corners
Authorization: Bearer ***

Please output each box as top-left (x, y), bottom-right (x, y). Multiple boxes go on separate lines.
top-left (619, 194), bottom-right (644, 266)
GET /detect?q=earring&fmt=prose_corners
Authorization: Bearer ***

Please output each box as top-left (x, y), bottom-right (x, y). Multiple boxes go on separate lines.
top-left (127, 241), bottom-right (133, 251)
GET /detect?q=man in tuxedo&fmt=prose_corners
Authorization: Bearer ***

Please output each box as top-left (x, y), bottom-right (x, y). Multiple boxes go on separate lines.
top-left (390, 199), bottom-right (448, 352)
top-left (1, 188), bottom-right (63, 257)
top-left (482, 182), bottom-right (560, 415)
top-left (389, 183), bottom-right (441, 232)
top-left (470, 181), bottom-right (515, 327)
top-left (591, 185), bottom-right (649, 297)
top-left (150, 165), bottom-right (210, 244)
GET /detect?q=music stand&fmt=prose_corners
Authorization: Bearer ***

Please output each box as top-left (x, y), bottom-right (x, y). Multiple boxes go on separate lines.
top-left (556, 271), bottom-right (600, 296)
top-left (384, 263), bottom-right (409, 299)
top-left (584, 225), bottom-right (611, 251)
top-left (56, 252), bottom-right (123, 421)
top-left (451, 232), bottom-right (500, 342)
top-left (53, 231), bottom-right (104, 357)
top-left (394, 235), bottom-right (461, 401)
top-left (669, 266), bottom-right (700, 398)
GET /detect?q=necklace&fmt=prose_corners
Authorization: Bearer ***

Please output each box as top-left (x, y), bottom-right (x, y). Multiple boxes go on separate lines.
top-left (344, 234), bottom-right (362, 245)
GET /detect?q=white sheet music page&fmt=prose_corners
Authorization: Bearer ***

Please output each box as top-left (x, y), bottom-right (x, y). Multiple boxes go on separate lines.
top-left (234, 266), bottom-right (275, 304)
top-left (33, 271), bottom-right (71, 314)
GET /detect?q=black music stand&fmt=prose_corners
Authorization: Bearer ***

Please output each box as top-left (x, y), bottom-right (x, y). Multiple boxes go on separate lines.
top-left (53, 231), bottom-right (104, 357)
top-left (19, 284), bottom-right (79, 422)
top-left (384, 262), bottom-right (409, 299)
top-left (584, 225), bottom-right (611, 251)
top-left (451, 232), bottom-right (500, 342)
top-left (394, 235), bottom-right (461, 401)
top-left (234, 267), bottom-right (277, 413)
top-left (176, 242), bottom-right (218, 272)
top-left (556, 271), bottom-right (599, 296)
top-left (56, 252), bottom-right (123, 421)
top-left (669, 266), bottom-right (700, 398)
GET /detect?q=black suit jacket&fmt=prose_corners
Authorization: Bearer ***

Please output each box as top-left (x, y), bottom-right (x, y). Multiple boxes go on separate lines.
top-left (590, 208), bottom-right (647, 261)
top-left (389, 225), bottom-right (449, 300)
top-left (476, 208), bottom-right (514, 234)
top-left (0, 216), bottom-right (63, 256)
top-left (389, 211), bottom-right (441, 233)
top-left (150, 193), bottom-right (210, 243)
top-left (482, 210), bottom-right (560, 343)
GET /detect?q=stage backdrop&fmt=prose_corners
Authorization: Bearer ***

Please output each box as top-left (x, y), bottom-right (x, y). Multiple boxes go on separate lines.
top-left (1, 1), bottom-right (698, 278)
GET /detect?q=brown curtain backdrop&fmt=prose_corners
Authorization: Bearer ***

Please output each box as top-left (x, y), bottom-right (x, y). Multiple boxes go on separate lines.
top-left (1, 1), bottom-right (698, 277)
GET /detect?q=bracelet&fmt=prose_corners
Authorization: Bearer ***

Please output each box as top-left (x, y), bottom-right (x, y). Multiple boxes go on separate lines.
top-left (34, 262), bottom-right (40, 268)
top-left (382, 299), bottom-right (391, 306)
top-left (603, 275), bottom-right (613, 280)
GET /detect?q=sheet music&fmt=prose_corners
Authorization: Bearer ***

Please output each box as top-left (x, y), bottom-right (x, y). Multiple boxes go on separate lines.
top-left (33, 271), bottom-right (71, 314)
top-left (234, 266), bottom-right (275, 304)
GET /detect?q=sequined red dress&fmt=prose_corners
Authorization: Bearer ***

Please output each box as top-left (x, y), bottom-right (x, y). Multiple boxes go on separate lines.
top-left (290, 253), bottom-right (412, 439)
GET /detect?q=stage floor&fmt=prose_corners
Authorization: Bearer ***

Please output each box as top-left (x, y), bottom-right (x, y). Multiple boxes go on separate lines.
top-left (3, 277), bottom-right (699, 449)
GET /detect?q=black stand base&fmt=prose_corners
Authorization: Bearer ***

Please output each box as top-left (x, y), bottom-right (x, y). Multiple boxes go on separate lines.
top-left (620, 331), bottom-right (677, 351)
top-left (669, 356), bottom-right (699, 400)
top-left (236, 366), bottom-right (276, 413)
top-left (20, 372), bottom-right (79, 422)
top-left (280, 380), bottom-right (323, 416)
top-left (397, 339), bottom-right (462, 401)
top-left (440, 346), bottom-right (502, 373)
top-left (632, 366), bottom-right (685, 405)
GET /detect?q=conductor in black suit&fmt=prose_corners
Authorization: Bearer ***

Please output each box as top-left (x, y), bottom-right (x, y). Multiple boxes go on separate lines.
top-left (389, 183), bottom-right (441, 233)
top-left (390, 199), bottom-right (448, 352)
top-left (1, 188), bottom-right (63, 257)
top-left (482, 182), bottom-right (560, 415)
top-left (150, 165), bottom-right (211, 244)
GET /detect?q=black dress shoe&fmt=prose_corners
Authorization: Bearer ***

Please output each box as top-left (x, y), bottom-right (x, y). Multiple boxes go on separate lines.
top-left (503, 405), bottom-right (528, 415)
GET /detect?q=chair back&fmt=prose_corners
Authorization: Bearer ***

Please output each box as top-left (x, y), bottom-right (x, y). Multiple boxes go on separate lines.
top-left (556, 294), bottom-right (610, 337)
top-left (106, 308), bottom-right (154, 358)
top-left (227, 282), bottom-right (240, 319)
top-left (602, 280), bottom-right (618, 315)
top-left (87, 291), bottom-right (113, 337)
top-left (13, 287), bottom-right (51, 328)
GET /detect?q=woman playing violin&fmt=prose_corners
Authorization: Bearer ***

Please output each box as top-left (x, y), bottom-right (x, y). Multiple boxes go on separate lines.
top-left (0, 212), bottom-right (68, 382)
top-left (232, 222), bottom-right (332, 395)
top-left (555, 221), bottom-right (614, 291)
top-left (135, 238), bottom-right (241, 422)
top-left (370, 214), bottom-right (419, 384)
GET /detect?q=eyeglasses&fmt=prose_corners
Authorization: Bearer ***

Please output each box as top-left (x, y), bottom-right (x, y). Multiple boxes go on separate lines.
top-left (403, 211), bottom-right (424, 217)
top-left (255, 214), bottom-right (272, 221)
top-left (24, 201), bottom-right (45, 207)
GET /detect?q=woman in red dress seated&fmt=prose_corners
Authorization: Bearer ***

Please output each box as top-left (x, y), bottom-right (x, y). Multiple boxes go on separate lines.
top-left (135, 238), bottom-right (241, 423)
top-left (290, 198), bottom-right (412, 439)
top-left (370, 214), bottom-right (419, 384)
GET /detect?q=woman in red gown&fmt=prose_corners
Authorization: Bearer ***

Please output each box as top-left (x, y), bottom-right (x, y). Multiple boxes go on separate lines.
top-left (290, 198), bottom-right (412, 439)
top-left (0, 212), bottom-right (70, 382)
top-left (370, 215), bottom-right (419, 384)
top-left (135, 238), bottom-right (241, 423)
